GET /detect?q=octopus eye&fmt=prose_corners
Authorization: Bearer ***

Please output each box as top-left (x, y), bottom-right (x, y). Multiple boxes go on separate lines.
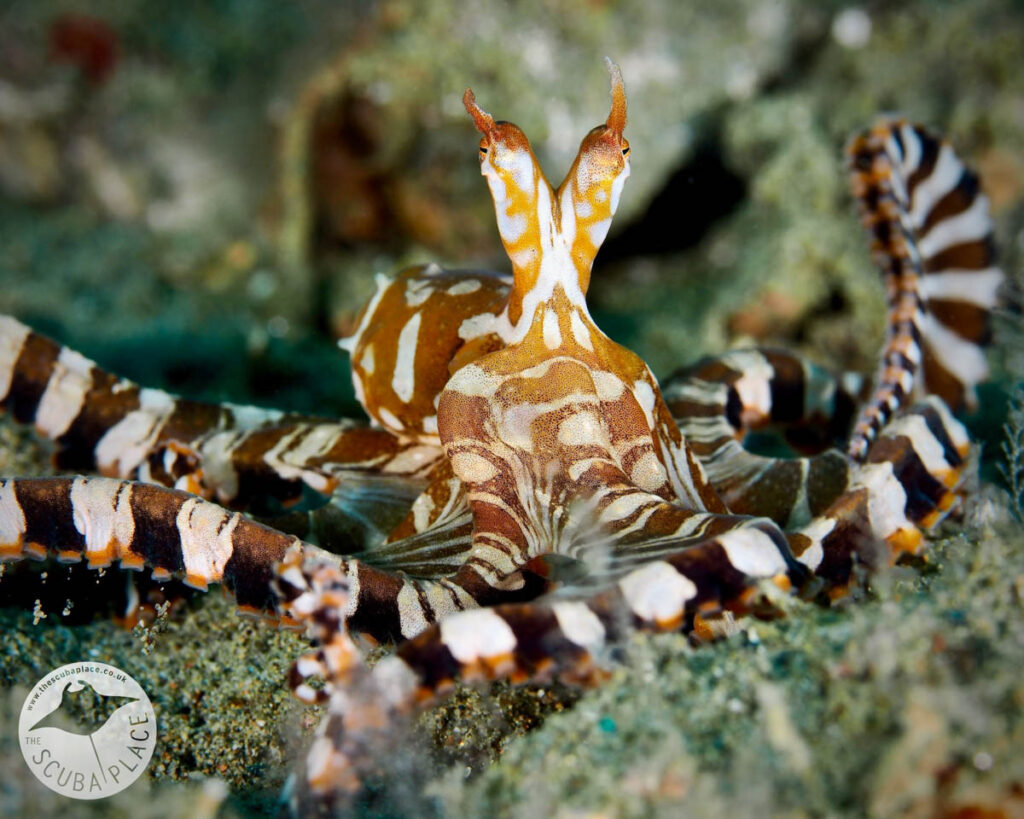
top-left (621, 147), bottom-right (630, 156)
top-left (479, 146), bottom-right (489, 156)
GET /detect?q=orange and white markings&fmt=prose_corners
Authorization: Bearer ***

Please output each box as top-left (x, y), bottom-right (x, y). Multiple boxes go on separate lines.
top-left (618, 560), bottom-right (698, 627)
top-left (305, 733), bottom-right (356, 793)
top-left (0, 480), bottom-right (26, 556)
top-left (847, 120), bottom-right (1002, 458)
top-left (95, 387), bottom-right (176, 476)
top-left (260, 425), bottom-right (350, 493)
top-left (342, 266), bottom-right (509, 442)
top-left (0, 61), bottom-right (1005, 808)
top-left (34, 347), bottom-right (95, 438)
top-left (391, 313), bottom-right (422, 403)
top-left (176, 497), bottom-right (240, 590)
top-left (855, 462), bottom-right (915, 543)
top-left (551, 601), bottom-right (606, 648)
top-left (448, 451), bottom-right (499, 484)
top-left (438, 608), bottom-right (517, 665)
top-left (380, 443), bottom-right (442, 475)
top-left (69, 477), bottom-right (135, 566)
top-left (0, 318), bottom-right (29, 386)
top-left (716, 526), bottom-right (791, 578)
top-left (883, 413), bottom-right (960, 483)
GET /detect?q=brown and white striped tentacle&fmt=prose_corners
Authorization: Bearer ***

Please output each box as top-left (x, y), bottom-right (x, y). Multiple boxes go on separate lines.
top-left (0, 476), bottom-right (538, 641)
top-left (663, 347), bottom-right (865, 527)
top-left (0, 476), bottom-right (317, 611)
top-left (276, 520), bottom-right (801, 802)
top-left (377, 457), bottom-right (467, 544)
top-left (846, 120), bottom-right (1002, 459)
top-left (270, 548), bottom-right (559, 805)
top-left (148, 422), bottom-right (443, 508)
top-left (0, 315), bottom-right (303, 474)
top-left (790, 397), bottom-right (969, 590)
top-left (0, 315), bottom-right (440, 512)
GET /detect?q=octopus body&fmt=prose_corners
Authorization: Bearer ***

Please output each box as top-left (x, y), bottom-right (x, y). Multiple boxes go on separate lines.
top-left (0, 61), bottom-right (1002, 804)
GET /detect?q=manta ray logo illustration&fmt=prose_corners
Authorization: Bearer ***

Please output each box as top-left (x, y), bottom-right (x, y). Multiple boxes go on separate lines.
top-left (19, 662), bottom-right (157, 800)
top-left (29, 679), bottom-right (138, 735)
top-left (26, 677), bottom-right (141, 789)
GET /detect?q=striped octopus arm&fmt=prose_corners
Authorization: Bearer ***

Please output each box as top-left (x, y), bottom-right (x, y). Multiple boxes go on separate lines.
top-left (846, 120), bottom-right (1002, 459)
top-left (0, 316), bottom-right (440, 509)
top-left (0, 475), bottom-right (516, 640)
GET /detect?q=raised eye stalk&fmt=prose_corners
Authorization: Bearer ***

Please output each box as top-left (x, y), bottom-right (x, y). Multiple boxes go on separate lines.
top-left (604, 57), bottom-right (626, 138)
top-left (463, 88), bottom-right (496, 137)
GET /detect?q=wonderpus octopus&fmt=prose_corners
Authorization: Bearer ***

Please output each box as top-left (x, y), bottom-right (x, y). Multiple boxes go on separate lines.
top-left (0, 60), bottom-right (1003, 806)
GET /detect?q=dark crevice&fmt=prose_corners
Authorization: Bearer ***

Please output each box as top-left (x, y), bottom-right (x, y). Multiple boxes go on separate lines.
top-left (600, 19), bottom-right (835, 264)
top-left (600, 130), bottom-right (747, 262)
